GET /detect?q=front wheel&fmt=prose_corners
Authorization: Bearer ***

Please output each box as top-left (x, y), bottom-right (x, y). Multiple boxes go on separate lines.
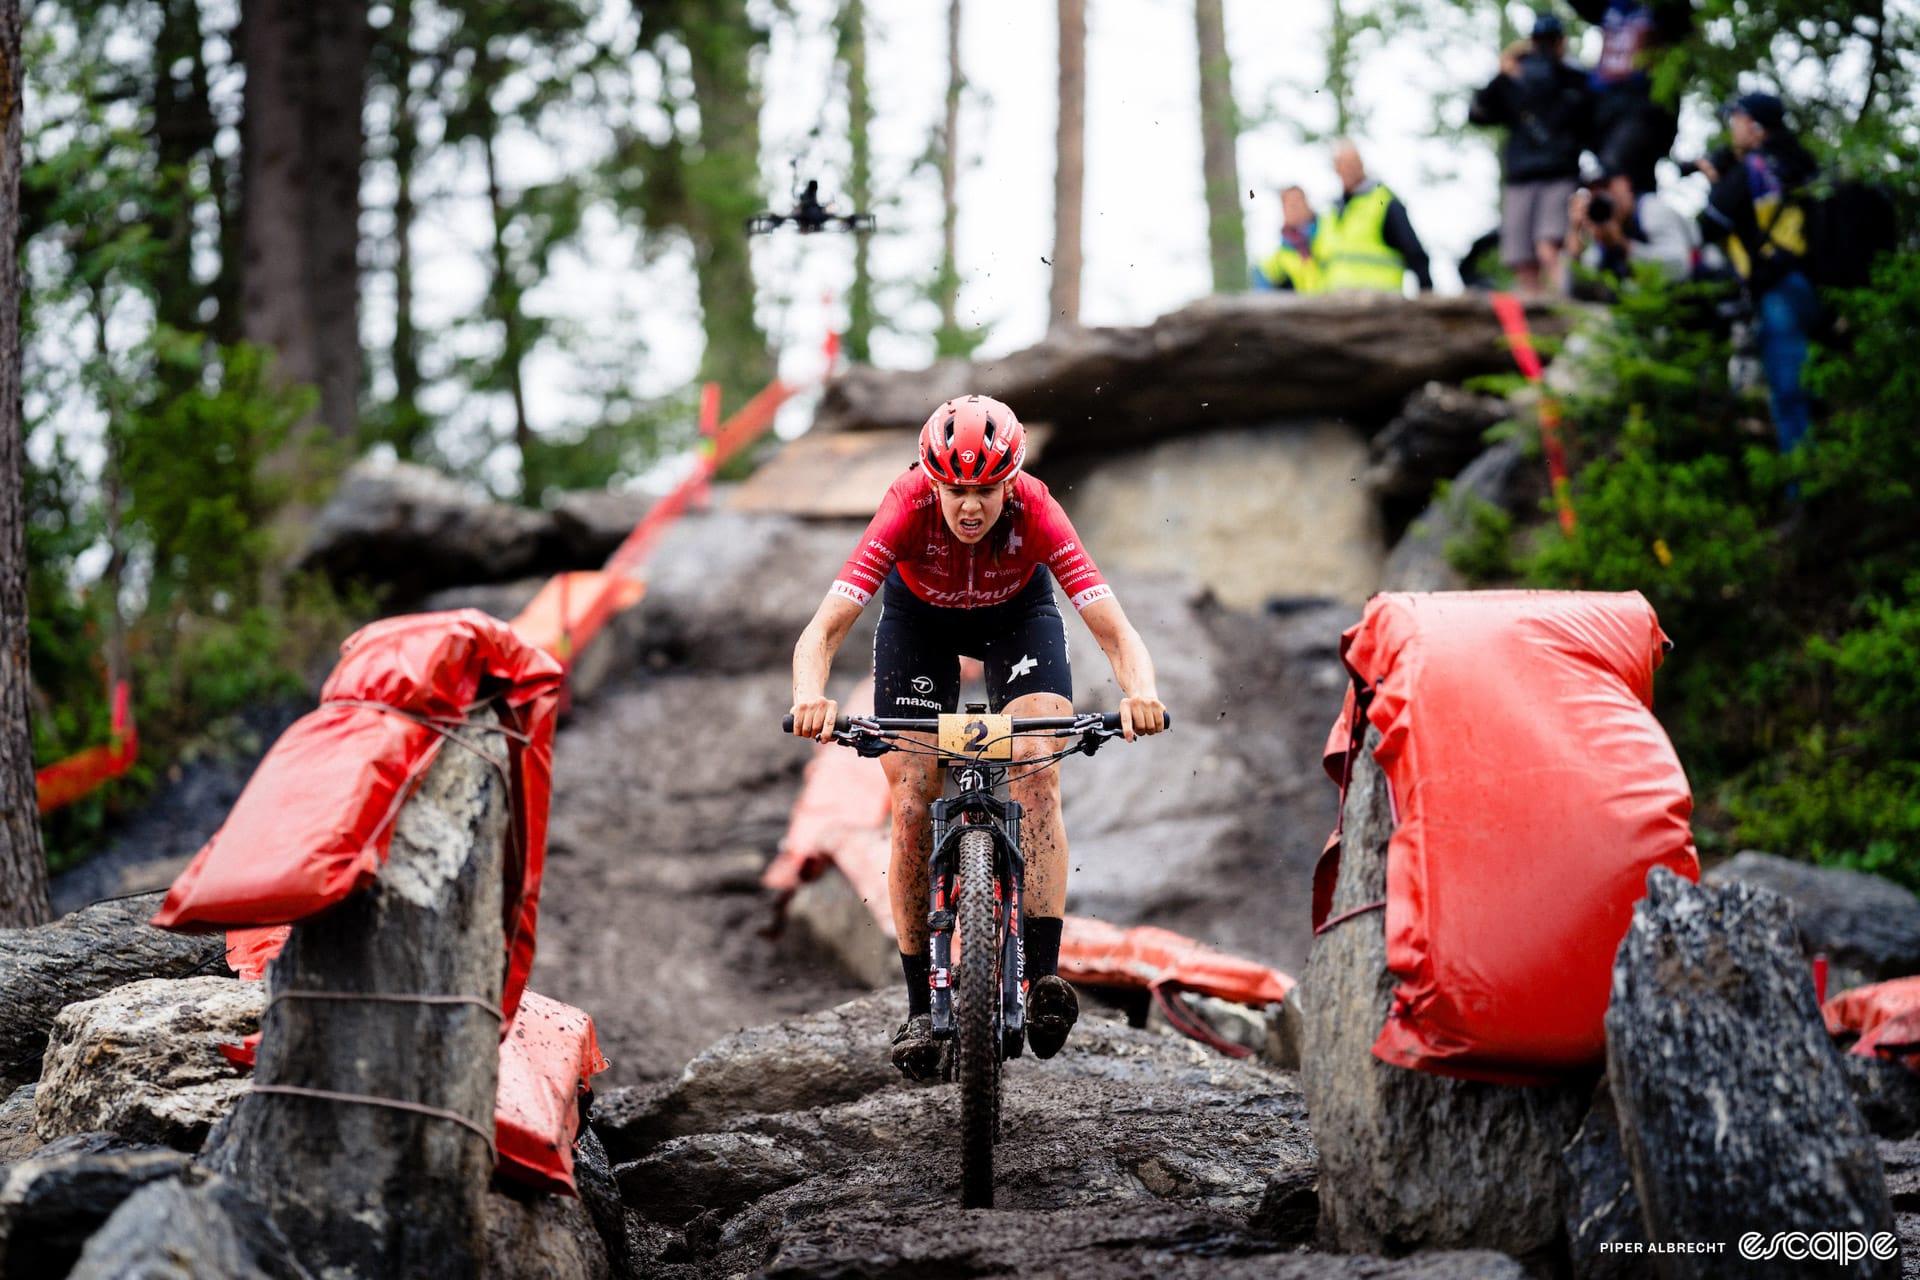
top-left (956, 827), bottom-right (1002, 1209)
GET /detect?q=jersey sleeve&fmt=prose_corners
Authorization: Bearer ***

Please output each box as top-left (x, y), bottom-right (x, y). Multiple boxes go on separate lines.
top-left (830, 478), bottom-right (911, 608)
top-left (1030, 490), bottom-right (1113, 612)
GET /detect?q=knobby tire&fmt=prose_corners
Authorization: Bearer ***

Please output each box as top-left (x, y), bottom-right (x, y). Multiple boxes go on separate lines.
top-left (957, 828), bottom-right (1001, 1209)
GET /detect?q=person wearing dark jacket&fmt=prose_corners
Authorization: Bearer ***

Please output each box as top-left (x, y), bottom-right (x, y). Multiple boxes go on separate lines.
top-left (1569, 0), bottom-right (1694, 194)
top-left (1469, 13), bottom-right (1592, 294)
top-left (1695, 92), bottom-right (1820, 455)
top-left (1316, 141), bottom-right (1433, 293)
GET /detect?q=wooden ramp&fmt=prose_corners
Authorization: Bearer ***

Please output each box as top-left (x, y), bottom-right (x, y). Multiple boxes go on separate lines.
top-left (730, 425), bottom-right (1052, 517)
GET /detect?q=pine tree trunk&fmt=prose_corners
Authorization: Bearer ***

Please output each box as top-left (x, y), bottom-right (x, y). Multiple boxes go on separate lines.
top-left (837, 0), bottom-right (874, 364)
top-left (388, 0), bottom-right (423, 450)
top-left (481, 121), bottom-right (532, 477)
top-left (681, 6), bottom-right (773, 417)
top-left (1327, 0), bottom-right (1358, 138)
top-left (307, 0), bottom-right (368, 441)
top-left (935, 0), bottom-right (964, 354)
top-left (1049, 0), bottom-right (1085, 334)
top-left (241, 0), bottom-right (367, 441)
top-left (0, 0), bottom-right (50, 929)
top-left (1195, 0), bottom-right (1245, 295)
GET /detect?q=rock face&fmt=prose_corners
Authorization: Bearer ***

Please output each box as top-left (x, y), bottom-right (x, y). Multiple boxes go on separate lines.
top-left (0, 1133), bottom-right (190, 1280)
top-left (588, 990), bottom-right (1544, 1279)
top-left (1841, 1055), bottom-right (1920, 1141)
top-left (295, 457), bottom-right (561, 600)
top-left (814, 293), bottom-right (1569, 448)
top-left (1052, 422), bottom-right (1385, 609)
top-left (484, 1190), bottom-right (611, 1280)
top-left (0, 892), bottom-right (228, 1094)
top-left (34, 976), bottom-right (262, 1151)
top-left (1605, 868), bottom-right (1896, 1276)
top-left (67, 1171), bottom-right (312, 1280)
top-left (1562, 1079), bottom-right (1650, 1280)
top-left (0, 1089), bottom-right (35, 1167)
top-left (1705, 850), bottom-right (1920, 986)
top-left (1378, 439), bottom-right (1545, 594)
top-left (1364, 382), bottom-right (1512, 514)
top-left (1300, 727), bottom-right (1589, 1265)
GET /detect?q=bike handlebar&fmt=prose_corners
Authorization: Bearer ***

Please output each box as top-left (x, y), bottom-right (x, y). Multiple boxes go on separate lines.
top-left (780, 711), bottom-right (1171, 735)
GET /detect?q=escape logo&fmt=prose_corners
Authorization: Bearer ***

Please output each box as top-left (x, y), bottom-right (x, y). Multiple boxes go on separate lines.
top-left (1739, 1232), bottom-right (1898, 1265)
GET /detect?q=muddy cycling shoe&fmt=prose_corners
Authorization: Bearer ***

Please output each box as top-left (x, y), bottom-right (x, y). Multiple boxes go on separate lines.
top-left (1026, 974), bottom-right (1079, 1059)
top-left (890, 1014), bottom-right (942, 1081)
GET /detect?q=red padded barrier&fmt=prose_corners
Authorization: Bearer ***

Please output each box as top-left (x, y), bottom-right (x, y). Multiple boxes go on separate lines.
top-left (1317, 591), bottom-right (1697, 1084)
top-left (155, 609), bottom-right (563, 1026)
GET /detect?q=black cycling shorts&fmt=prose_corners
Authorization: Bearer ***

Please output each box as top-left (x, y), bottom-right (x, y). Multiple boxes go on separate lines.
top-left (872, 568), bottom-right (1074, 716)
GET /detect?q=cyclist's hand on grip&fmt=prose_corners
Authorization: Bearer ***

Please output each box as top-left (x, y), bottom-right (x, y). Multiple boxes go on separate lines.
top-left (789, 695), bottom-right (840, 742)
top-left (1119, 694), bottom-right (1168, 741)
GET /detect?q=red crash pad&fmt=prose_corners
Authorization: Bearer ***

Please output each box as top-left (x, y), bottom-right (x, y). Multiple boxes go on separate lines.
top-left (1317, 591), bottom-right (1698, 1084)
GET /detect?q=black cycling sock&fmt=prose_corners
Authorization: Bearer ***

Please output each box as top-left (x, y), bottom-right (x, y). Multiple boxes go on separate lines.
top-left (1024, 915), bottom-right (1064, 981)
top-left (901, 950), bottom-right (932, 1017)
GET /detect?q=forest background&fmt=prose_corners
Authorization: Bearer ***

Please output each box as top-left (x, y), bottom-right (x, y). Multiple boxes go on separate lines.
top-left (2, 0), bottom-right (1917, 923)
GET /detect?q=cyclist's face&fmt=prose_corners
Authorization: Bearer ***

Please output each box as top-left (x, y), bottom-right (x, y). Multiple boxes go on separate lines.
top-left (933, 480), bottom-right (1007, 544)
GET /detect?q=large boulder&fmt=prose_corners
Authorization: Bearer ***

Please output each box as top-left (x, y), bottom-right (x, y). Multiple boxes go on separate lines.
top-left (484, 1190), bottom-right (612, 1280)
top-left (34, 976), bottom-right (262, 1151)
top-left (1379, 438), bottom-right (1545, 594)
top-left (0, 892), bottom-right (228, 1094)
top-left (1299, 725), bottom-right (1589, 1267)
top-left (1705, 850), bottom-right (1920, 986)
top-left (1364, 381), bottom-right (1511, 512)
top-left (295, 457), bottom-right (560, 600)
top-left (67, 1171), bottom-right (312, 1280)
top-left (1606, 868), bottom-right (1896, 1276)
top-left (0, 1133), bottom-right (190, 1280)
top-left (1053, 423), bottom-right (1384, 610)
top-left (590, 989), bottom-right (1550, 1279)
top-left (814, 293), bottom-right (1570, 449)
top-left (0, 1090), bottom-right (35, 1167)
top-left (1561, 1079), bottom-right (1649, 1280)
top-left (620, 509), bottom-right (873, 676)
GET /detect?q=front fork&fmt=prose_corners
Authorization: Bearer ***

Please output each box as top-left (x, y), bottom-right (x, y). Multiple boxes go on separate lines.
top-left (926, 795), bottom-right (1026, 1050)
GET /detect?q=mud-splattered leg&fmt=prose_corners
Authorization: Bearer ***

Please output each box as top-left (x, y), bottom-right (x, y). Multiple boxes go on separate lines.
top-left (1004, 691), bottom-right (1072, 922)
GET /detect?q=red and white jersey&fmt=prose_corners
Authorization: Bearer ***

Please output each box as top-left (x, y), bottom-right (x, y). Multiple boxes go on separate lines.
top-left (832, 469), bottom-right (1114, 612)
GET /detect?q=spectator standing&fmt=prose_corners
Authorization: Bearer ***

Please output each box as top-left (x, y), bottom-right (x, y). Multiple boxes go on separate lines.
top-left (1561, 167), bottom-right (1697, 295)
top-left (1316, 141), bottom-right (1433, 294)
top-left (1469, 13), bottom-right (1593, 296)
top-left (1253, 186), bottom-right (1324, 293)
top-left (1695, 93), bottom-right (1820, 454)
top-left (1569, 0), bottom-right (1694, 194)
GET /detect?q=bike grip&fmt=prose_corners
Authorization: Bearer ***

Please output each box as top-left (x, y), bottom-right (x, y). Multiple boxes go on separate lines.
top-left (1108, 710), bottom-right (1172, 732)
top-left (782, 714), bottom-right (855, 735)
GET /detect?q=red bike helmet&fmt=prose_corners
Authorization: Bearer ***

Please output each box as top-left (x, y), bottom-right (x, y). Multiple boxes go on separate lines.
top-left (919, 395), bottom-right (1026, 485)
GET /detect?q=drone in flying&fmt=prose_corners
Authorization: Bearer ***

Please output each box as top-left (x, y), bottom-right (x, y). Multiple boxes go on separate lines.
top-left (746, 179), bottom-right (876, 237)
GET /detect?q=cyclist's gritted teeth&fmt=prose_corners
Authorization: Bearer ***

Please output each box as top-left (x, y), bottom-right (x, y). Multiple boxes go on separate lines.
top-left (937, 480), bottom-right (1004, 543)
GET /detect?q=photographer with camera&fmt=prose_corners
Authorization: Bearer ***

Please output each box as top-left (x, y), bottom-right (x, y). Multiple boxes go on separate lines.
top-left (1570, 0), bottom-right (1694, 195)
top-left (1469, 13), bottom-right (1592, 296)
top-left (1561, 165), bottom-right (1697, 298)
top-left (1693, 93), bottom-right (1820, 456)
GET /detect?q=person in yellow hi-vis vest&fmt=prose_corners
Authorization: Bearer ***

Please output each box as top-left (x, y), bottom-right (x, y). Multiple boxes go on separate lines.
top-left (1253, 185), bottom-right (1324, 293)
top-left (1315, 141), bottom-right (1434, 294)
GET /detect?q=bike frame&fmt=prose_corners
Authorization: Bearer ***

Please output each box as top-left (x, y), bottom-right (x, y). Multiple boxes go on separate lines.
top-left (926, 755), bottom-right (1025, 1054)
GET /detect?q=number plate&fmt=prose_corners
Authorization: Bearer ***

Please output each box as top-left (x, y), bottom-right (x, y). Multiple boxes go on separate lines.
top-left (938, 713), bottom-right (1013, 760)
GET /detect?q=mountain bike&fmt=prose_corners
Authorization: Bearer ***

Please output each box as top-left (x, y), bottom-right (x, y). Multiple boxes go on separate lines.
top-left (783, 705), bottom-right (1166, 1207)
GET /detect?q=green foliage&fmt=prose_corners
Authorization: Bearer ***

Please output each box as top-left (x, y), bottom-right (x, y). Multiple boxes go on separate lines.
top-left (1437, 482), bottom-right (1519, 581)
top-left (1479, 256), bottom-right (1920, 885)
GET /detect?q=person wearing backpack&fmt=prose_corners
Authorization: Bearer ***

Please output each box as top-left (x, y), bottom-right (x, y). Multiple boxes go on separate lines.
top-left (1695, 93), bottom-right (1820, 455)
top-left (1469, 13), bottom-right (1593, 296)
